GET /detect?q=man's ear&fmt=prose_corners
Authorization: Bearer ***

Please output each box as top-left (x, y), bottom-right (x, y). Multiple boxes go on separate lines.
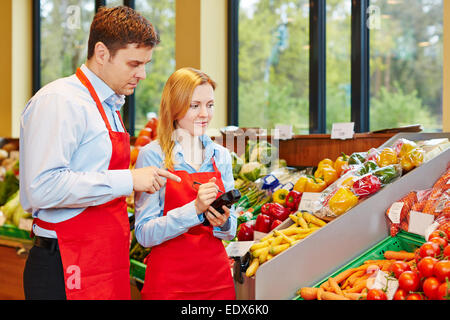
top-left (93, 42), bottom-right (110, 66)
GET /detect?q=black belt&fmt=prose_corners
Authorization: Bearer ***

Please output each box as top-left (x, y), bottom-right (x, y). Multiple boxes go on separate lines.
top-left (34, 236), bottom-right (59, 252)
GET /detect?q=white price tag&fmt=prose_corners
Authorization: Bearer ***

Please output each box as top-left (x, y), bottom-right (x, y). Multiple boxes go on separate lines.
top-left (331, 122), bottom-right (355, 140)
top-left (18, 218), bottom-right (33, 231)
top-left (388, 202), bottom-right (404, 224)
top-left (367, 270), bottom-right (399, 300)
top-left (408, 211), bottom-right (435, 237)
top-left (0, 211), bottom-right (5, 227)
top-left (225, 241), bottom-right (254, 258)
top-left (298, 192), bottom-right (322, 213)
top-left (274, 125), bottom-right (293, 140)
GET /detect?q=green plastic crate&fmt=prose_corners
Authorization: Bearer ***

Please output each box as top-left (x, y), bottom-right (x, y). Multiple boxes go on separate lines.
top-left (130, 259), bottom-right (146, 284)
top-left (294, 231), bottom-right (425, 300)
top-left (0, 224), bottom-right (32, 241)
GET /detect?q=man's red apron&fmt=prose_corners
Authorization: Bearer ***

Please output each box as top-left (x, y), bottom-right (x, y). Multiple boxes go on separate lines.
top-left (140, 159), bottom-right (236, 300)
top-left (32, 68), bottom-right (131, 300)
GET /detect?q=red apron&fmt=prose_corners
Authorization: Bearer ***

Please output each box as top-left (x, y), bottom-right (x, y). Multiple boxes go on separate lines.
top-left (32, 68), bottom-right (131, 300)
top-left (140, 159), bottom-right (236, 300)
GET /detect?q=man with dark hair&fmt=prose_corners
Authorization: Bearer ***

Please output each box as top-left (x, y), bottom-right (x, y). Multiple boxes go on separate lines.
top-left (20, 6), bottom-right (180, 300)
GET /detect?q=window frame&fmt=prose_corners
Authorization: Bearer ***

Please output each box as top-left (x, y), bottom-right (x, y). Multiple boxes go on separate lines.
top-left (228, 0), bottom-right (372, 134)
top-left (32, 0), bottom-right (137, 136)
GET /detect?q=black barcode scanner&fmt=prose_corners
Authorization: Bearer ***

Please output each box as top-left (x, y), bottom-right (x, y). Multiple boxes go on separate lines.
top-left (202, 189), bottom-right (241, 226)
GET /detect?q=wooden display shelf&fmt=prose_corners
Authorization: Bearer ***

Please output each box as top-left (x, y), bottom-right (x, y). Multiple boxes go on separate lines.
top-left (213, 132), bottom-right (397, 168)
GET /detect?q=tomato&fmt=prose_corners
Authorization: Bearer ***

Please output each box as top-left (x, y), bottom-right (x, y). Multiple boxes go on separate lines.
top-left (130, 147), bottom-right (140, 166)
top-left (423, 277), bottom-right (441, 300)
top-left (406, 293), bottom-right (424, 300)
top-left (429, 230), bottom-right (448, 241)
top-left (417, 256), bottom-right (438, 278)
top-left (367, 289), bottom-right (387, 300)
top-left (138, 127), bottom-right (153, 138)
top-left (398, 271), bottom-right (420, 292)
top-left (430, 236), bottom-right (448, 248)
top-left (134, 135), bottom-right (152, 147)
top-left (419, 241), bottom-right (441, 258)
top-left (437, 282), bottom-right (450, 300)
top-left (389, 261), bottom-right (411, 279)
top-left (414, 248), bottom-right (422, 264)
top-left (393, 288), bottom-right (408, 300)
top-left (434, 260), bottom-right (450, 283)
top-left (443, 245), bottom-right (450, 259)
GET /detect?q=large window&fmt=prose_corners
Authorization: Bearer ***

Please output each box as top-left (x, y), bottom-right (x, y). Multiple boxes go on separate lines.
top-left (134, 0), bottom-right (175, 131)
top-left (40, 0), bottom-right (95, 87)
top-left (35, 0), bottom-right (175, 136)
top-left (369, 0), bottom-right (443, 132)
top-left (326, 0), bottom-right (351, 132)
top-left (237, 0), bottom-right (310, 134)
top-left (232, 0), bottom-right (443, 133)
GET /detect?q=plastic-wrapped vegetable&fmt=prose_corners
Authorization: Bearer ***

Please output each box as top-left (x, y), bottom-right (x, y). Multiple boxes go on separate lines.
top-left (231, 152), bottom-right (244, 179)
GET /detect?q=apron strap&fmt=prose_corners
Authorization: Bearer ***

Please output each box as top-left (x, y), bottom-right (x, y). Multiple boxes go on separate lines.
top-left (76, 68), bottom-right (113, 132)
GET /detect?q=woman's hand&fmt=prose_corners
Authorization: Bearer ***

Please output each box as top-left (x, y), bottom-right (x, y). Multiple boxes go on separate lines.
top-left (205, 205), bottom-right (230, 227)
top-left (194, 177), bottom-right (219, 214)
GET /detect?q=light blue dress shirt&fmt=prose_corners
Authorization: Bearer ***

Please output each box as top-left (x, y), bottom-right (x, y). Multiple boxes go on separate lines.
top-left (19, 64), bottom-right (134, 238)
top-left (134, 136), bottom-right (237, 248)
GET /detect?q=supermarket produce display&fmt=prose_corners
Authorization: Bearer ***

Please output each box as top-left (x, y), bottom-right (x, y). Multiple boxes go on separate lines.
top-left (1, 130), bottom-right (450, 300)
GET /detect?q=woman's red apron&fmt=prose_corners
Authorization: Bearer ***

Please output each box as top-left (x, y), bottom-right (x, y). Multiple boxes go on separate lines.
top-left (32, 68), bottom-right (131, 300)
top-left (140, 159), bottom-right (236, 300)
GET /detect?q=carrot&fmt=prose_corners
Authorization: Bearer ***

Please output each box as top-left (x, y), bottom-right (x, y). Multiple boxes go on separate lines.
top-left (298, 287), bottom-right (318, 300)
top-left (383, 250), bottom-right (415, 261)
top-left (328, 277), bottom-right (344, 296)
top-left (317, 287), bottom-right (324, 300)
top-left (321, 291), bottom-right (350, 300)
top-left (346, 279), bottom-right (367, 293)
top-left (345, 270), bottom-right (365, 287)
top-left (334, 268), bottom-right (357, 284)
top-left (344, 292), bottom-right (367, 300)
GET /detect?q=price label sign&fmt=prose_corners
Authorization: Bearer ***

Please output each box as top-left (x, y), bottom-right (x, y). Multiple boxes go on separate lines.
top-left (298, 192), bottom-right (322, 213)
top-left (274, 125), bottom-right (293, 140)
top-left (225, 241), bottom-right (254, 258)
top-left (331, 122), bottom-right (355, 140)
top-left (387, 202), bottom-right (404, 224)
top-left (408, 211), bottom-right (435, 237)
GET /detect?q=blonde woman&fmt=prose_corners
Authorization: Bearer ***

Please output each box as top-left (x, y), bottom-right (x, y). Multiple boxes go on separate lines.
top-left (134, 67), bottom-right (236, 300)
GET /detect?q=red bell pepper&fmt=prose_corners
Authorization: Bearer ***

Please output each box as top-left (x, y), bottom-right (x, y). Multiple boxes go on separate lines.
top-left (285, 190), bottom-right (302, 212)
top-left (261, 203), bottom-right (272, 216)
top-left (254, 214), bottom-right (272, 233)
top-left (237, 221), bottom-right (254, 241)
top-left (270, 219), bottom-right (283, 231)
top-left (352, 174), bottom-right (381, 198)
top-left (269, 203), bottom-right (290, 222)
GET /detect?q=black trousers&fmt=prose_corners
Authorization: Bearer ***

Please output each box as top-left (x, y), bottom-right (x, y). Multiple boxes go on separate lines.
top-left (23, 244), bottom-right (67, 300)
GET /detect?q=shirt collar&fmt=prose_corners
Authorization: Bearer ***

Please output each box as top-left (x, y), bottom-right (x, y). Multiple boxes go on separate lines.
top-left (80, 64), bottom-right (125, 109)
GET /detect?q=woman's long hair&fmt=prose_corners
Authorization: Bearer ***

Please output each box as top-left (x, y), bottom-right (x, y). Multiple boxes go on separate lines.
top-left (157, 67), bottom-right (217, 170)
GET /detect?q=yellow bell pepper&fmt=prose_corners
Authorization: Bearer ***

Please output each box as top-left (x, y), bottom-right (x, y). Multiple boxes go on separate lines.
top-left (328, 187), bottom-right (359, 216)
top-left (294, 175), bottom-right (327, 193)
top-left (317, 158), bottom-right (334, 170)
top-left (293, 176), bottom-right (309, 193)
top-left (377, 147), bottom-right (398, 167)
top-left (272, 189), bottom-right (289, 206)
top-left (334, 153), bottom-right (349, 177)
top-left (314, 164), bottom-right (338, 186)
top-left (400, 147), bottom-right (425, 172)
top-left (305, 176), bottom-right (327, 193)
top-left (399, 140), bottom-right (418, 158)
